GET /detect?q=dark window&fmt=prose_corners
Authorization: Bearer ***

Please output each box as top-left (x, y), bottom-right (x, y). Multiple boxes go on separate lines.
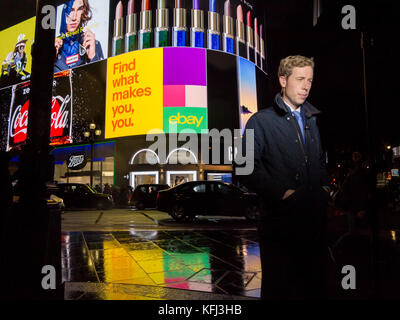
top-left (179, 184), bottom-right (192, 193)
top-left (179, 183), bottom-right (206, 193)
top-left (192, 184), bottom-right (206, 193)
top-left (64, 185), bottom-right (74, 193)
top-left (212, 183), bottom-right (231, 195)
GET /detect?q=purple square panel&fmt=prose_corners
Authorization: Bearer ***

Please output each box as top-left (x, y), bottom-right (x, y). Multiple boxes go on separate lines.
top-left (163, 48), bottom-right (207, 86)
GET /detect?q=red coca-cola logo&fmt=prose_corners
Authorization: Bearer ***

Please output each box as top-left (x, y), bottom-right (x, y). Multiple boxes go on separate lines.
top-left (9, 100), bottom-right (29, 143)
top-left (8, 94), bottom-right (71, 146)
top-left (50, 95), bottom-right (71, 138)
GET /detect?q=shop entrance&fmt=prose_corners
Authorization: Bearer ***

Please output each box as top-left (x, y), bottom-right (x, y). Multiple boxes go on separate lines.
top-left (130, 171), bottom-right (159, 189)
top-left (167, 171), bottom-right (197, 188)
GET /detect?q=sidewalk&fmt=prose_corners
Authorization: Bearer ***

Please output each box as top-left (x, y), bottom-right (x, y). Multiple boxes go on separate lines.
top-left (62, 229), bottom-right (262, 300)
top-left (62, 211), bottom-right (400, 300)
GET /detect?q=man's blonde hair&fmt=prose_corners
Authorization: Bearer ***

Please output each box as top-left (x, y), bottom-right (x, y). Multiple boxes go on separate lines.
top-left (278, 55), bottom-right (314, 78)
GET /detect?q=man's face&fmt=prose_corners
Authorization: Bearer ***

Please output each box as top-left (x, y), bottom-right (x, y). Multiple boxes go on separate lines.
top-left (66, 0), bottom-right (84, 33)
top-left (279, 66), bottom-right (313, 109)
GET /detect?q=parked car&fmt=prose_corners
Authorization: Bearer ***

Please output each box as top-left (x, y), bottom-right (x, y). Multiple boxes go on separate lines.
top-left (46, 184), bottom-right (65, 211)
top-left (156, 181), bottom-right (260, 221)
top-left (11, 182), bottom-right (65, 211)
top-left (130, 184), bottom-right (170, 209)
top-left (53, 183), bottom-right (113, 210)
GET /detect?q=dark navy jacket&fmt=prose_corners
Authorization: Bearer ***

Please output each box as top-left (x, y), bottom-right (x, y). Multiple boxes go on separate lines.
top-left (240, 93), bottom-right (330, 205)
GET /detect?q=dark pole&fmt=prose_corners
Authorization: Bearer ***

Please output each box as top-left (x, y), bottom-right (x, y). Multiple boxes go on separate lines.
top-left (4, 0), bottom-right (61, 299)
top-left (90, 133), bottom-right (94, 187)
top-left (100, 160), bottom-right (103, 190)
top-left (361, 31), bottom-right (379, 298)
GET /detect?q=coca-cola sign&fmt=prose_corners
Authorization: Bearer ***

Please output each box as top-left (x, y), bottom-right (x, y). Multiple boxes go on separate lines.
top-left (9, 100), bottom-right (29, 143)
top-left (6, 70), bottom-right (73, 151)
top-left (50, 95), bottom-right (71, 138)
top-left (67, 153), bottom-right (87, 170)
top-left (50, 70), bottom-right (73, 145)
top-left (6, 82), bottom-right (30, 151)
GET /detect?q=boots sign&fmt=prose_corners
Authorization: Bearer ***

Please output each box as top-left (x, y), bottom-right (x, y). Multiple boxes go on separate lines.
top-left (67, 153), bottom-right (87, 170)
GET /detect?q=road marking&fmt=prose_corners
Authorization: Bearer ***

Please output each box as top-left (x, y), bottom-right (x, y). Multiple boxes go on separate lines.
top-left (95, 212), bottom-right (104, 224)
top-left (139, 211), bottom-right (159, 224)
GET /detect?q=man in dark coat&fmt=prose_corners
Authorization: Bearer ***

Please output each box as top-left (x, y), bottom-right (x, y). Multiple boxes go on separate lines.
top-left (239, 55), bottom-right (331, 299)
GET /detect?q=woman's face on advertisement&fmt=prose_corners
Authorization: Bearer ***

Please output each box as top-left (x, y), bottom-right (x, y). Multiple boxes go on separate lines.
top-left (66, 0), bottom-right (84, 32)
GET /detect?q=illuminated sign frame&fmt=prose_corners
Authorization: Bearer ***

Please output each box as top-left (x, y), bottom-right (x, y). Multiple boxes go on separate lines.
top-left (166, 171), bottom-right (198, 187)
top-left (129, 171), bottom-right (159, 189)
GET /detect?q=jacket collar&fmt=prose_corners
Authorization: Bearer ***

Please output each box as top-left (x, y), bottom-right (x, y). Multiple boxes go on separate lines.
top-left (274, 93), bottom-right (321, 118)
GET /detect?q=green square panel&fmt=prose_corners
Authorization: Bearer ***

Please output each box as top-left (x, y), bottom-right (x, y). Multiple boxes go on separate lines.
top-left (163, 107), bottom-right (207, 133)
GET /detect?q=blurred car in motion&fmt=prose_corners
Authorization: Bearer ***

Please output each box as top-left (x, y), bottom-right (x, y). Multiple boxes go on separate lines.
top-left (46, 184), bottom-right (65, 211)
top-left (53, 183), bottom-right (113, 210)
top-left (156, 181), bottom-right (260, 221)
top-left (129, 184), bottom-right (170, 209)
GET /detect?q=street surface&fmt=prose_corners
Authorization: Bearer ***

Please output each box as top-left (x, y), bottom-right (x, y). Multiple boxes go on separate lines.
top-left (62, 208), bottom-right (261, 300)
top-left (62, 208), bottom-right (257, 232)
top-left (62, 208), bottom-right (400, 300)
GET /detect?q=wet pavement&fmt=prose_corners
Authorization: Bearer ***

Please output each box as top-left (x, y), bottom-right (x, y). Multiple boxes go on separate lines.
top-left (62, 228), bottom-right (261, 300)
top-left (62, 209), bottom-right (400, 300)
top-left (62, 208), bottom-right (256, 231)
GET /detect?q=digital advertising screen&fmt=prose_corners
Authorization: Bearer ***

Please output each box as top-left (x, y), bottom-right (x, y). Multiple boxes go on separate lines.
top-left (105, 47), bottom-right (208, 139)
top-left (0, 17), bottom-right (36, 89)
top-left (237, 56), bottom-right (257, 134)
top-left (0, 0), bottom-right (268, 151)
top-left (108, 0), bottom-right (266, 72)
top-left (4, 74), bottom-right (72, 151)
top-left (54, 0), bottom-right (110, 73)
top-left (2, 62), bottom-right (107, 152)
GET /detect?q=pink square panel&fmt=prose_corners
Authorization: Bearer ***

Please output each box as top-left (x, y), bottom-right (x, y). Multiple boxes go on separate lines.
top-left (185, 85), bottom-right (207, 108)
top-left (164, 85), bottom-right (186, 107)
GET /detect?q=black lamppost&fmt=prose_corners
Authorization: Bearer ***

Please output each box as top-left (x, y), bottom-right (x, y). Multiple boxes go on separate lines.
top-left (84, 122), bottom-right (101, 187)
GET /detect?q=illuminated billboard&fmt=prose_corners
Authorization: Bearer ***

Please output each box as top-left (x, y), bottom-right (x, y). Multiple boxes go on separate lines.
top-left (0, 0), bottom-right (268, 151)
top-left (237, 56), bottom-right (258, 134)
top-left (105, 47), bottom-right (208, 138)
top-left (54, 0), bottom-right (110, 72)
top-left (6, 71), bottom-right (73, 151)
top-left (0, 45), bottom-right (266, 151)
top-left (0, 0), bottom-right (266, 85)
top-left (1, 62), bottom-right (106, 152)
top-left (163, 48), bottom-right (208, 134)
top-left (108, 0), bottom-right (266, 71)
top-left (105, 48), bottom-right (163, 138)
top-left (0, 17), bottom-right (36, 88)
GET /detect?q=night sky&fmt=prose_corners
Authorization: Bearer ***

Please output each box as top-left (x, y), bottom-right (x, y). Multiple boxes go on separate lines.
top-left (0, 0), bottom-right (396, 169)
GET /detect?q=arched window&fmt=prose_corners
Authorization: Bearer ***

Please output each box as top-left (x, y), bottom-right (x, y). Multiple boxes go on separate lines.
top-left (166, 148), bottom-right (198, 164)
top-left (130, 149), bottom-right (160, 165)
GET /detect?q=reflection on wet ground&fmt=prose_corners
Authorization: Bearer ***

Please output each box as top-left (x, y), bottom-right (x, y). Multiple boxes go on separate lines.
top-left (62, 230), bottom-right (261, 300)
